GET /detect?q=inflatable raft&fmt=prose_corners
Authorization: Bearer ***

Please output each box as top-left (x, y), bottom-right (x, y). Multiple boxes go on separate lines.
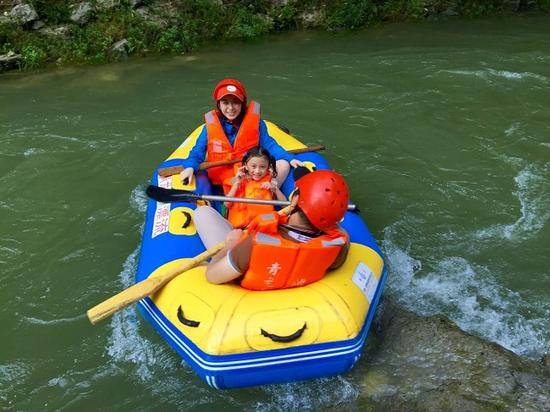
top-left (135, 122), bottom-right (387, 389)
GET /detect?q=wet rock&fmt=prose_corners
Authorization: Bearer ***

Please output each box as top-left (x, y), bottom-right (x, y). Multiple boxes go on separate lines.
top-left (270, 0), bottom-right (289, 5)
top-left (135, 6), bottom-right (168, 27)
top-left (31, 19), bottom-right (45, 30)
top-left (0, 12), bottom-right (12, 25)
top-left (109, 39), bottom-right (129, 60)
top-left (0, 51), bottom-right (21, 72)
top-left (355, 300), bottom-right (550, 410)
top-left (39, 25), bottom-right (70, 38)
top-left (442, 7), bottom-right (460, 16)
top-left (96, 0), bottom-right (120, 10)
top-left (129, 0), bottom-right (144, 9)
top-left (70, 2), bottom-right (93, 25)
top-left (299, 9), bottom-right (324, 28)
top-left (9, 3), bottom-right (38, 25)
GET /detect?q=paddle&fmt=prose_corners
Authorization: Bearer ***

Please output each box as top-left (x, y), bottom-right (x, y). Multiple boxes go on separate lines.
top-left (86, 241), bottom-right (225, 324)
top-left (145, 185), bottom-right (358, 211)
top-left (158, 144), bottom-right (325, 177)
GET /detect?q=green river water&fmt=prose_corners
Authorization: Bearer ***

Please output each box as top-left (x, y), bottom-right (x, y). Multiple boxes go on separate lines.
top-left (1, 15), bottom-right (549, 411)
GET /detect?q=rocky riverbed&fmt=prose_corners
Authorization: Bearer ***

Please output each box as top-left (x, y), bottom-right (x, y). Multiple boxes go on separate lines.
top-left (354, 300), bottom-right (549, 410)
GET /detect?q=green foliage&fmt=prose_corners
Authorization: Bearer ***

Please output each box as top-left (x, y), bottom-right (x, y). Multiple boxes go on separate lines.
top-left (4, 0), bottom-right (550, 72)
top-left (226, 5), bottom-right (273, 38)
top-left (0, 24), bottom-right (17, 54)
top-left (269, 2), bottom-right (300, 30)
top-left (324, 0), bottom-right (379, 30)
top-left (29, 0), bottom-right (70, 24)
top-left (456, 0), bottom-right (505, 17)
top-left (534, 0), bottom-right (550, 11)
top-left (68, 25), bottom-right (113, 63)
top-left (156, 25), bottom-right (199, 53)
top-left (21, 44), bottom-right (47, 69)
top-left (380, 0), bottom-right (427, 20)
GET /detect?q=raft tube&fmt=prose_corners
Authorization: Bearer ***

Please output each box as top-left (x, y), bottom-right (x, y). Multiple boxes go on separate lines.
top-left (135, 122), bottom-right (387, 389)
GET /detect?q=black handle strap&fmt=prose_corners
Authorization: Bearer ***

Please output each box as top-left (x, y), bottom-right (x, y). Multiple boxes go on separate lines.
top-left (260, 323), bottom-right (307, 343)
top-left (181, 210), bottom-right (192, 228)
top-left (177, 305), bottom-right (200, 327)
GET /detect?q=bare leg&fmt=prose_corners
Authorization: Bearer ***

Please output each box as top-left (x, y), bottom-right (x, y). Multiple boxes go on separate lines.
top-left (193, 205), bottom-right (233, 249)
top-left (275, 159), bottom-right (290, 187)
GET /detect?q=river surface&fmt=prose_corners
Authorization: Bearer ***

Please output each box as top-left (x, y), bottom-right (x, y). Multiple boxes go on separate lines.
top-left (1, 15), bottom-right (549, 411)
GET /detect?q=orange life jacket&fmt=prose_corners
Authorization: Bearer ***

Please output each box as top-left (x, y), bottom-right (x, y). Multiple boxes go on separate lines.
top-left (223, 169), bottom-right (275, 229)
top-left (240, 213), bottom-right (348, 291)
top-left (205, 101), bottom-right (261, 185)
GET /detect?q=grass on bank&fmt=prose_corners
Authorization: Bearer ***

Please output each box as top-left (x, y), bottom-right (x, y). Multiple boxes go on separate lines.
top-left (1, 0), bottom-right (550, 71)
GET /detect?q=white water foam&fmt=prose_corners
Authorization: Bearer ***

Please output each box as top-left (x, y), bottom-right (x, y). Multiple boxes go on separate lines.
top-left (383, 223), bottom-right (549, 358)
top-left (23, 148), bottom-right (46, 156)
top-left (106, 246), bottom-right (167, 381)
top-left (440, 69), bottom-right (549, 83)
top-left (256, 376), bottom-right (359, 411)
top-left (21, 314), bottom-right (84, 326)
top-left (474, 165), bottom-right (550, 242)
top-left (129, 184), bottom-right (149, 214)
top-left (0, 360), bottom-right (33, 404)
top-left (105, 244), bottom-right (220, 407)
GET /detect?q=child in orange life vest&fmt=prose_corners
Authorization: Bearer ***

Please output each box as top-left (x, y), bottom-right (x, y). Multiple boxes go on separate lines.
top-left (222, 146), bottom-right (287, 228)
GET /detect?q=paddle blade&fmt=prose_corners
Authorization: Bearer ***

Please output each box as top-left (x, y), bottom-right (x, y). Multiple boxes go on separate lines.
top-left (146, 185), bottom-right (199, 203)
top-left (87, 276), bottom-right (166, 324)
top-left (87, 242), bottom-right (225, 325)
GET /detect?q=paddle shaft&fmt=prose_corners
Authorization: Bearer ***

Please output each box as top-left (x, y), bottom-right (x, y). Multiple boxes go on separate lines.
top-left (145, 185), bottom-right (358, 211)
top-left (86, 241), bottom-right (225, 324)
top-left (158, 144), bottom-right (325, 177)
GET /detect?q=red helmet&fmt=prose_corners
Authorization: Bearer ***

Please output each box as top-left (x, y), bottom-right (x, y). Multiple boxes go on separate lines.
top-left (213, 78), bottom-right (247, 103)
top-left (295, 170), bottom-right (349, 230)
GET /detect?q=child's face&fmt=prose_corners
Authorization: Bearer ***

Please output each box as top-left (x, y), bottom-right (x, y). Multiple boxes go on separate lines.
top-left (245, 156), bottom-right (269, 181)
top-left (218, 95), bottom-right (242, 121)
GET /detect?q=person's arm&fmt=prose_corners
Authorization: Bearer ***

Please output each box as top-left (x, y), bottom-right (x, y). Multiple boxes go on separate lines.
top-left (224, 166), bottom-right (246, 208)
top-left (258, 120), bottom-right (294, 162)
top-left (178, 126), bottom-right (209, 182)
top-left (328, 227), bottom-right (350, 270)
top-left (272, 185), bottom-right (287, 201)
top-left (206, 230), bottom-right (252, 284)
top-left (261, 180), bottom-right (287, 201)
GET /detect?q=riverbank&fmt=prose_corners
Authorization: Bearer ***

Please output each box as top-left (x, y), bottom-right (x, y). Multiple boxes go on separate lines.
top-left (1, 0), bottom-right (549, 73)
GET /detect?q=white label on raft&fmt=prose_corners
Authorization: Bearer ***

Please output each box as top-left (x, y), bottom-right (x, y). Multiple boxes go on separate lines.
top-left (152, 202), bottom-right (170, 238)
top-left (158, 175), bottom-right (172, 189)
top-left (352, 262), bottom-right (378, 303)
top-left (151, 175), bottom-right (172, 238)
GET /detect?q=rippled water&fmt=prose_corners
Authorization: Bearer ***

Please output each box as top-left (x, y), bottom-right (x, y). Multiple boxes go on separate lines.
top-left (1, 15), bottom-right (549, 410)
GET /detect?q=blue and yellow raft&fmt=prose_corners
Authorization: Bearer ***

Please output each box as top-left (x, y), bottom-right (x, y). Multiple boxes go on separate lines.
top-left (135, 122), bottom-right (387, 389)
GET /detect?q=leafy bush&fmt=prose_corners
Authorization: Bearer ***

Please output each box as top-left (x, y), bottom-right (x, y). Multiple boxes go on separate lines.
top-left (269, 2), bottom-right (300, 30)
top-left (534, 0), bottom-right (550, 11)
top-left (380, 0), bottom-right (427, 20)
top-left (226, 5), bottom-right (273, 38)
top-left (456, 0), bottom-right (505, 17)
top-left (4, 0), bottom-right (550, 72)
top-left (21, 44), bottom-right (47, 68)
top-left (29, 0), bottom-right (70, 24)
top-left (324, 0), bottom-right (379, 30)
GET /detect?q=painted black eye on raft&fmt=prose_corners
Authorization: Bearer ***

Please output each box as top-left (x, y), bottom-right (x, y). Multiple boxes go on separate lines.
top-left (177, 305), bottom-right (200, 327)
top-left (260, 323), bottom-right (307, 342)
top-left (181, 211), bottom-right (191, 228)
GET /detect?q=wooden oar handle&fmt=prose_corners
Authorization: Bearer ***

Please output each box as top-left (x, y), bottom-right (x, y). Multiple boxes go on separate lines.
top-left (87, 241), bottom-right (225, 324)
top-left (158, 144), bottom-right (325, 177)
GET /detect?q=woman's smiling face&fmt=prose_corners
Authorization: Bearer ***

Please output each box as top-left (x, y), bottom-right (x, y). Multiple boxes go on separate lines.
top-left (218, 95), bottom-right (242, 121)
